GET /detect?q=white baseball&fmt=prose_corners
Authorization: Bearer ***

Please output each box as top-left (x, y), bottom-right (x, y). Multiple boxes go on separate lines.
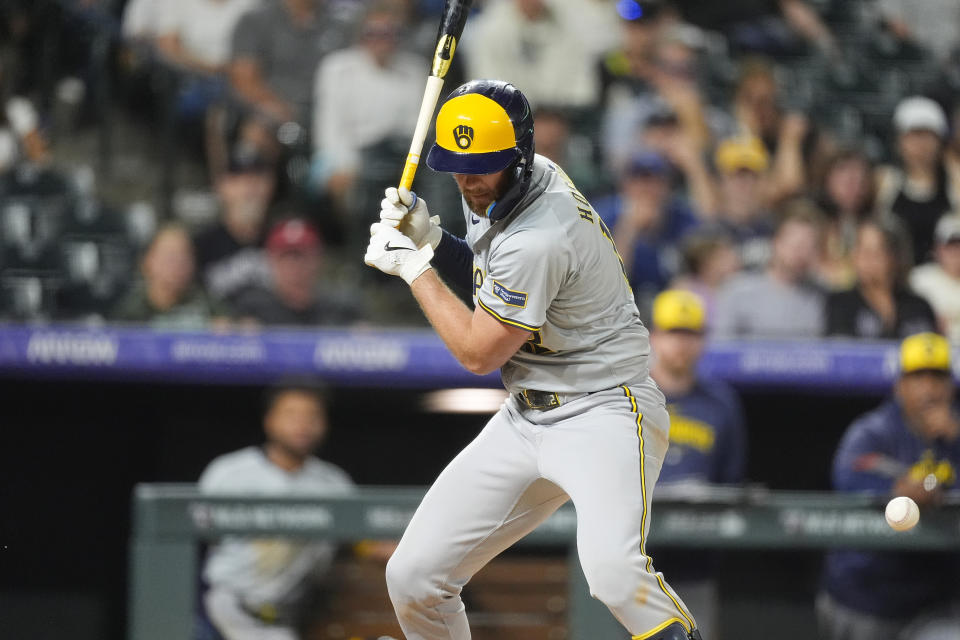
top-left (885, 496), bottom-right (920, 532)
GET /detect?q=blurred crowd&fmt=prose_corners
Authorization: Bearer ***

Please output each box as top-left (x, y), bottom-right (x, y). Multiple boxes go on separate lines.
top-left (1, 0), bottom-right (960, 341)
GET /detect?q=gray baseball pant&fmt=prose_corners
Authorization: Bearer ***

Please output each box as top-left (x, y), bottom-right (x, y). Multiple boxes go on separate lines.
top-left (385, 381), bottom-right (696, 639)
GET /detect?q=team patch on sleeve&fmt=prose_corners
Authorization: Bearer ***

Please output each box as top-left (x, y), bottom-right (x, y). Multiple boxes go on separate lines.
top-left (492, 280), bottom-right (528, 308)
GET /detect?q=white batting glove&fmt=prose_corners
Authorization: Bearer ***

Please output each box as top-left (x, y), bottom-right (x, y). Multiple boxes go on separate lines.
top-left (364, 222), bottom-right (434, 285)
top-left (379, 187), bottom-right (442, 250)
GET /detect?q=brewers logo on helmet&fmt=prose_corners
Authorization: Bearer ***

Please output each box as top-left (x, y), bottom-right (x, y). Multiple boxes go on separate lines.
top-left (453, 125), bottom-right (474, 149)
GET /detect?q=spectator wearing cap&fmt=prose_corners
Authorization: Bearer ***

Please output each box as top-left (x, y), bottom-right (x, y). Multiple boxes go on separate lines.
top-left (648, 289), bottom-right (747, 640)
top-left (311, 2), bottom-right (427, 210)
top-left (195, 141), bottom-right (277, 302)
top-left (876, 96), bottom-right (959, 265)
top-left (602, 78), bottom-right (723, 217)
top-left (711, 136), bottom-right (776, 270)
top-left (227, 218), bottom-right (361, 326)
top-left (113, 223), bottom-right (222, 329)
top-left (825, 218), bottom-right (937, 340)
top-left (911, 215), bottom-right (960, 342)
top-left (712, 205), bottom-right (824, 338)
top-left (229, 0), bottom-right (353, 129)
top-left (818, 332), bottom-right (960, 640)
top-left (594, 151), bottom-right (700, 308)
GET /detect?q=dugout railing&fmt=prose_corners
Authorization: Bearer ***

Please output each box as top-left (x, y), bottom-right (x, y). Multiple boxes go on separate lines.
top-left (129, 484), bottom-right (960, 640)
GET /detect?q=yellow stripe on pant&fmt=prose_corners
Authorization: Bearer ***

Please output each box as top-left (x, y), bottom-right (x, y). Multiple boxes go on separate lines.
top-left (621, 386), bottom-right (695, 633)
top-left (632, 616), bottom-right (686, 640)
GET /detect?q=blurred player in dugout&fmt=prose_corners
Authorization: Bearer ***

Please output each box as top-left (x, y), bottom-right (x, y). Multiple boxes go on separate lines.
top-left (648, 290), bottom-right (747, 640)
top-left (818, 332), bottom-right (960, 640)
top-left (196, 381), bottom-right (391, 640)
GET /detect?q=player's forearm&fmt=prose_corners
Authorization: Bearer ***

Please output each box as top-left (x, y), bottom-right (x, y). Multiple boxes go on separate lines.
top-left (432, 230), bottom-right (474, 292)
top-left (410, 270), bottom-right (497, 374)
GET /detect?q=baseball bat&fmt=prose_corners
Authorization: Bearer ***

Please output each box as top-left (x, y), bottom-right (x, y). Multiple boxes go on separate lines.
top-left (398, 0), bottom-right (473, 191)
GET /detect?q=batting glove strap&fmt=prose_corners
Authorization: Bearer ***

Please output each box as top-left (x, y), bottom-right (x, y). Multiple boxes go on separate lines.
top-left (424, 217), bottom-right (442, 250)
top-left (400, 245), bottom-right (434, 284)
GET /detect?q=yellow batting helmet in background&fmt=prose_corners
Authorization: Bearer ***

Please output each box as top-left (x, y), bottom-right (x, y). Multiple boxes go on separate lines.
top-left (652, 290), bottom-right (707, 333)
top-left (900, 332), bottom-right (952, 375)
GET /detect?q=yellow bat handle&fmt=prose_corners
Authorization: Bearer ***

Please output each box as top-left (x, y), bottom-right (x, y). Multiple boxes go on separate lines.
top-left (398, 69), bottom-right (448, 192)
top-left (399, 155), bottom-right (420, 191)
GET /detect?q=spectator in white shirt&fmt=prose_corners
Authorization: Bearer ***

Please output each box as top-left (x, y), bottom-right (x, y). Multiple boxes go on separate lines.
top-left (311, 2), bottom-right (426, 208)
top-left (910, 215), bottom-right (960, 342)
top-left (121, 0), bottom-right (165, 40)
top-left (155, 0), bottom-right (262, 74)
top-left (0, 95), bottom-right (46, 171)
top-left (464, 0), bottom-right (603, 109)
top-left (152, 0), bottom-right (263, 126)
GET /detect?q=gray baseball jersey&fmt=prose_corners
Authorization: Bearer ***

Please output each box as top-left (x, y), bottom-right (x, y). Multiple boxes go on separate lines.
top-left (464, 154), bottom-right (651, 394)
top-left (199, 446), bottom-right (354, 608)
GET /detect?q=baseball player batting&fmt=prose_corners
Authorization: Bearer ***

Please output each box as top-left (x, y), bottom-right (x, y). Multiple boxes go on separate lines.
top-left (364, 80), bottom-right (702, 640)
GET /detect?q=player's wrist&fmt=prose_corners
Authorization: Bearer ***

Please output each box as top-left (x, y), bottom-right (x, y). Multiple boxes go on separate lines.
top-left (401, 245), bottom-right (435, 285)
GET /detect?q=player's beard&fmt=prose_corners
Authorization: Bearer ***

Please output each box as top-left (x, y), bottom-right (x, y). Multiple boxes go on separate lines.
top-left (461, 171), bottom-right (512, 216)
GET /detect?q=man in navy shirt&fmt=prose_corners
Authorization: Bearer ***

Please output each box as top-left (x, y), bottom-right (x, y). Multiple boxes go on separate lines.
top-left (649, 289), bottom-right (748, 639)
top-left (594, 153), bottom-right (700, 311)
top-left (818, 332), bottom-right (960, 640)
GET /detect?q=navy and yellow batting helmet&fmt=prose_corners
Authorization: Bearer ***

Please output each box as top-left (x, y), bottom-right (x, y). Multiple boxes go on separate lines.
top-left (426, 79), bottom-right (534, 177)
